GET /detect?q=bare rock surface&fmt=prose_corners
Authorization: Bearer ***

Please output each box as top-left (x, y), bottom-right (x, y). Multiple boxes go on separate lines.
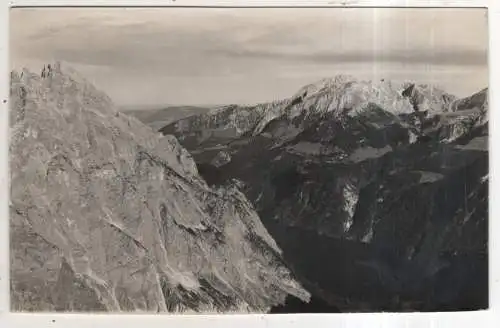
top-left (9, 64), bottom-right (309, 313)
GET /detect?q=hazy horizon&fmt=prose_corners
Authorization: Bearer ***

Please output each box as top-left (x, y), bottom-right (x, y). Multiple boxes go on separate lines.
top-left (118, 103), bottom-right (226, 111)
top-left (10, 7), bottom-right (488, 108)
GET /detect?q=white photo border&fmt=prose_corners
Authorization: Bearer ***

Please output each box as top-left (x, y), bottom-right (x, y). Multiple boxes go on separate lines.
top-left (0, 1), bottom-right (497, 327)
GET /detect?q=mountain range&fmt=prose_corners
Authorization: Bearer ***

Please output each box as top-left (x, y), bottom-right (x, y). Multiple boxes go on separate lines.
top-left (156, 75), bottom-right (489, 312)
top-left (9, 64), bottom-right (488, 313)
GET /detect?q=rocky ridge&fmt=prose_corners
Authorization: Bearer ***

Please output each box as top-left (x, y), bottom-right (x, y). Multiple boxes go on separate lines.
top-left (159, 76), bottom-right (459, 147)
top-left (9, 64), bottom-right (309, 313)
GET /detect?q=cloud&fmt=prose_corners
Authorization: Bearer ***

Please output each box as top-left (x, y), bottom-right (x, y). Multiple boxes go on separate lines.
top-left (211, 47), bottom-right (487, 67)
top-left (9, 7), bottom-right (489, 105)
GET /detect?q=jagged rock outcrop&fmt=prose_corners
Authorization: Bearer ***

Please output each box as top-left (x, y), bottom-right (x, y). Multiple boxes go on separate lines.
top-left (9, 64), bottom-right (310, 313)
top-left (156, 77), bottom-right (488, 312)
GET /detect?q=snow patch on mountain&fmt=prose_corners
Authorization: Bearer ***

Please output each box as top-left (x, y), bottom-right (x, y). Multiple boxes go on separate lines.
top-left (342, 182), bottom-right (359, 232)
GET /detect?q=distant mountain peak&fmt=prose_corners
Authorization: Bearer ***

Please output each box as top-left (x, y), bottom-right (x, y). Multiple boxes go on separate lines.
top-left (157, 75), bottom-right (464, 148)
top-left (292, 75), bottom-right (359, 98)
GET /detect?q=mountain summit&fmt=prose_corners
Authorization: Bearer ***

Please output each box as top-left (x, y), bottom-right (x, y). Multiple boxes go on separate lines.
top-left (9, 63), bottom-right (309, 312)
top-left (159, 76), bottom-right (459, 148)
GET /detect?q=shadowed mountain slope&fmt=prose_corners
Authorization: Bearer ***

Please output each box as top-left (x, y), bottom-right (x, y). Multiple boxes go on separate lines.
top-left (159, 76), bottom-right (488, 312)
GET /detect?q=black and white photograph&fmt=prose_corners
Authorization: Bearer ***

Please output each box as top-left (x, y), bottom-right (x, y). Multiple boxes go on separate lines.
top-left (8, 6), bottom-right (489, 314)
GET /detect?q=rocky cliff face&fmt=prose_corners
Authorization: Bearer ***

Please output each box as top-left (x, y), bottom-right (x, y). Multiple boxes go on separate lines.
top-left (158, 76), bottom-right (488, 312)
top-left (9, 64), bottom-right (309, 313)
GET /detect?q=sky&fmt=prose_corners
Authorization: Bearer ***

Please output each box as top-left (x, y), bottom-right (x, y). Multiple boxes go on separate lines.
top-left (10, 7), bottom-right (489, 107)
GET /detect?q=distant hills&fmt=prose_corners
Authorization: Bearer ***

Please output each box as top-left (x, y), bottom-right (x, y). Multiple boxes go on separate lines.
top-left (121, 105), bottom-right (218, 132)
